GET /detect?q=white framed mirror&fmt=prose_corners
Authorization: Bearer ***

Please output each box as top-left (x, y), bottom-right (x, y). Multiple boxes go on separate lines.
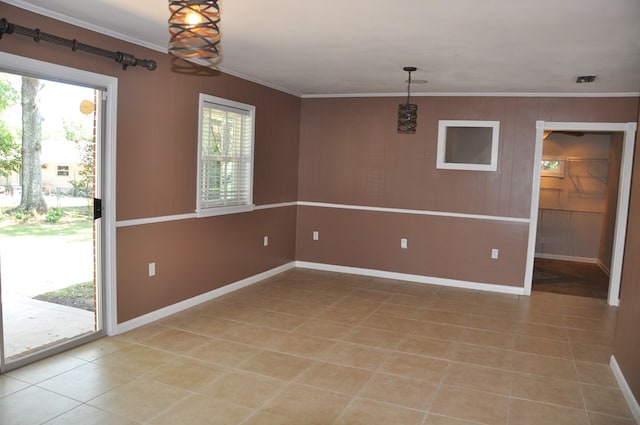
top-left (436, 120), bottom-right (500, 171)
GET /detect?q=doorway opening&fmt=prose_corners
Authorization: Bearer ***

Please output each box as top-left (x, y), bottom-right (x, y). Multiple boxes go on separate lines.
top-left (525, 121), bottom-right (637, 306)
top-left (0, 52), bottom-right (117, 373)
top-left (533, 130), bottom-right (621, 300)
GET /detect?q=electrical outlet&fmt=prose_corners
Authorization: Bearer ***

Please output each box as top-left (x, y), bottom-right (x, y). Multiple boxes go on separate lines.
top-left (263, 236), bottom-right (269, 246)
top-left (313, 231), bottom-right (319, 241)
top-left (491, 249), bottom-right (499, 259)
top-left (401, 238), bottom-right (408, 249)
top-left (148, 262), bottom-right (156, 277)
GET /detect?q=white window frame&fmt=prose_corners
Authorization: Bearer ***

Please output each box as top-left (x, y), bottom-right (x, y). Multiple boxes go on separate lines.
top-left (196, 94), bottom-right (255, 218)
top-left (436, 120), bottom-right (500, 171)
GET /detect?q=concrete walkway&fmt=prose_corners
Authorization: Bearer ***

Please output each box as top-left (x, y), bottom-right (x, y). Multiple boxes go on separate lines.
top-left (2, 295), bottom-right (95, 361)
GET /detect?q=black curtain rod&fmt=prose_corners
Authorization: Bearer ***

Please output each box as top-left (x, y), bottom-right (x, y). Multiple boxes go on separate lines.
top-left (0, 18), bottom-right (157, 71)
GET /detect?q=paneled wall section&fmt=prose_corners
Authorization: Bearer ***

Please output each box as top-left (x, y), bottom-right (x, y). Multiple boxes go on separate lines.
top-left (297, 96), bottom-right (638, 288)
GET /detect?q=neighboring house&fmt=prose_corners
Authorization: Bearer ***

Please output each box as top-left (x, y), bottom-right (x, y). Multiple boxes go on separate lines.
top-left (3, 139), bottom-right (82, 196)
top-left (40, 139), bottom-right (83, 195)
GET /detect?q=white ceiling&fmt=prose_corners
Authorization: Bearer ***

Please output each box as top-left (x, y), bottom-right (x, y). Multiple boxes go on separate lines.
top-left (4, 0), bottom-right (640, 97)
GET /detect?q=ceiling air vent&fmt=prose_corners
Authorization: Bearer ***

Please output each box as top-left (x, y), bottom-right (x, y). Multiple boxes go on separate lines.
top-left (576, 75), bottom-right (596, 83)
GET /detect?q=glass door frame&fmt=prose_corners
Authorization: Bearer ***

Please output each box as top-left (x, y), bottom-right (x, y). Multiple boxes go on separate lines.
top-left (0, 51), bottom-right (118, 373)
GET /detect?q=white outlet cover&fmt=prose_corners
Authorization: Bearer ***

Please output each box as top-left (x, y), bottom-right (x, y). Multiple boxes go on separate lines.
top-left (263, 236), bottom-right (269, 246)
top-left (148, 262), bottom-right (156, 277)
top-left (401, 238), bottom-right (408, 249)
top-left (313, 231), bottom-right (319, 241)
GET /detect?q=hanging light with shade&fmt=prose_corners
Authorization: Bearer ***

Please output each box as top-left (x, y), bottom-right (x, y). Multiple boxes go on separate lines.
top-left (168, 0), bottom-right (221, 61)
top-left (397, 66), bottom-right (418, 134)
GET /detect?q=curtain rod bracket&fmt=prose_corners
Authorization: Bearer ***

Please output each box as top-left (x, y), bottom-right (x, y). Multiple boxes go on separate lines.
top-left (0, 18), bottom-right (157, 71)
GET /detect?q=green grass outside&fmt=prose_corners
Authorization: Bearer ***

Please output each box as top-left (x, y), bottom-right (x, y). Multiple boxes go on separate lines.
top-left (1, 206), bottom-right (95, 309)
top-left (0, 206), bottom-right (92, 238)
top-left (35, 280), bottom-right (94, 299)
top-left (33, 281), bottom-right (95, 312)
top-left (0, 220), bottom-right (92, 237)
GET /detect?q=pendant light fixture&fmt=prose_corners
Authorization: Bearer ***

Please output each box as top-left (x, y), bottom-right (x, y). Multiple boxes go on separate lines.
top-left (168, 0), bottom-right (221, 61)
top-left (397, 66), bottom-right (418, 134)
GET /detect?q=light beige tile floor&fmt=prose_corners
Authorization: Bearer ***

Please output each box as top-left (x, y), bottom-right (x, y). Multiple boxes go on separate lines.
top-left (0, 268), bottom-right (635, 424)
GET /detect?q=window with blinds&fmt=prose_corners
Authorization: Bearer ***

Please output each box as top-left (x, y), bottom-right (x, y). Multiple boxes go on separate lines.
top-left (196, 94), bottom-right (255, 217)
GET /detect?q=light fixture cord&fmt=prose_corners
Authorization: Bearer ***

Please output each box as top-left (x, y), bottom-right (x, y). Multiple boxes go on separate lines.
top-left (406, 70), bottom-right (413, 104)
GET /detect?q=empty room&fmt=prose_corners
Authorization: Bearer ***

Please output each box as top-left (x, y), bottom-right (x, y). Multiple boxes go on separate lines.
top-left (0, 1), bottom-right (639, 424)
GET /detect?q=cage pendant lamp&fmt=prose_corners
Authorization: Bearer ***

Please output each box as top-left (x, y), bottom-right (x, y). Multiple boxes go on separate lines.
top-left (397, 66), bottom-right (418, 134)
top-left (168, 0), bottom-right (221, 60)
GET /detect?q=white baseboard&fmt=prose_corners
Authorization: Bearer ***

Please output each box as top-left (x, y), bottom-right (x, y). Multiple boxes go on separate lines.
top-left (115, 260), bottom-right (528, 335)
top-left (610, 355), bottom-right (640, 424)
top-left (295, 261), bottom-right (527, 295)
top-left (115, 262), bottom-right (296, 334)
top-left (597, 259), bottom-right (611, 276)
top-left (535, 253), bottom-right (598, 264)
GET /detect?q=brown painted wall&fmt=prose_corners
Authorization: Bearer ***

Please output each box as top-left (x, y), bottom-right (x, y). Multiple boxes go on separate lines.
top-left (117, 207), bottom-right (297, 322)
top-left (296, 206), bottom-right (529, 286)
top-left (615, 106), bottom-right (640, 403)
top-left (297, 96), bottom-right (639, 287)
top-left (0, 5), bottom-right (300, 322)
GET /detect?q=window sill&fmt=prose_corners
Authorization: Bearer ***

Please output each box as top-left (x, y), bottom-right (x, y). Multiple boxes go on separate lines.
top-left (196, 204), bottom-right (254, 218)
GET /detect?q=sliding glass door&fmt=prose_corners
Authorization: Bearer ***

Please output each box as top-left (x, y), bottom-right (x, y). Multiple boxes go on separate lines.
top-left (0, 70), bottom-right (105, 372)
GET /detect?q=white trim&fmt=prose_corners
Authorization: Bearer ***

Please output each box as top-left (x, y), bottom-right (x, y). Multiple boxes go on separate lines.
top-left (534, 253), bottom-right (598, 264)
top-left (196, 204), bottom-right (254, 218)
top-left (301, 92), bottom-right (640, 99)
top-left (608, 122), bottom-right (637, 305)
top-left (298, 201), bottom-right (529, 223)
top-left (115, 202), bottom-right (296, 228)
top-left (543, 122), bottom-right (637, 133)
top-left (610, 355), bottom-right (640, 424)
top-left (213, 66), bottom-right (301, 98)
top-left (524, 122), bottom-right (546, 296)
top-left (254, 201), bottom-right (298, 210)
top-left (103, 77), bottom-right (118, 337)
top-left (0, 51), bottom-right (119, 336)
top-left (295, 261), bottom-right (526, 296)
top-left (525, 121), bottom-right (637, 306)
top-left (114, 201), bottom-right (528, 228)
top-left (116, 213), bottom-right (198, 228)
top-left (115, 262), bottom-right (295, 334)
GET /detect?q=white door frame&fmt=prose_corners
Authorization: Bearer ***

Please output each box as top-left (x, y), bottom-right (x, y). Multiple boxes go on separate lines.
top-left (524, 120), bottom-right (637, 306)
top-left (0, 51), bottom-right (118, 334)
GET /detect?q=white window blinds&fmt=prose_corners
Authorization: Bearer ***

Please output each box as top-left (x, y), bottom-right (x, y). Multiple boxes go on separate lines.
top-left (196, 94), bottom-right (255, 217)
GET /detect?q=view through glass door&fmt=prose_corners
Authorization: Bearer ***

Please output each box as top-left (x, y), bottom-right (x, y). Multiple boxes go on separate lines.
top-left (0, 71), bottom-right (104, 371)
